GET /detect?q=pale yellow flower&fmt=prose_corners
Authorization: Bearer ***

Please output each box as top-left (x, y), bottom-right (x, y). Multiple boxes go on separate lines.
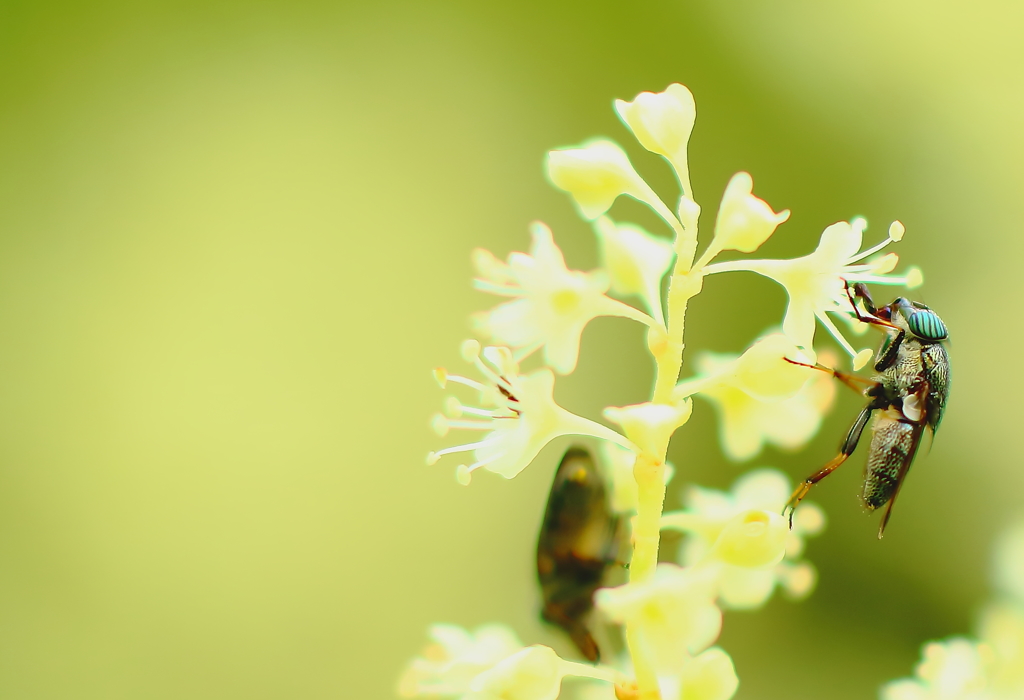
top-left (880, 638), bottom-right (992, 700)
top-left (545, 139), bottom-right (676, 226)
top-left (472, 222), bottom-right (654, 375)
top-left (704, 218), bottom-right (921, 367)
top-left (613, 83), bottom-right (696, 195)
top-left (596, 564), bottom-right (722, 676)
top-left (398, 623), bottom-right (523, 698)
top-left (467, 645), bottom-right (615, 700)
top-left (673, 338), bottom-right (835, 462)
top-left (429, 341), bottom-right (634, 483)
top-left (678, 647), bottom-right (739, 700)
top-left (662, 469), bottom-right (825, 610)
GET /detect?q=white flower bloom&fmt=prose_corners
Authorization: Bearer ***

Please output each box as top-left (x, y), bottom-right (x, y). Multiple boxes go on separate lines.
top-left (704, 217), bottom-right (922, 366)
top-left (596, 564), bottom-right (722, 676)
top-left (429, 341), bottom-right (634, 483)
top-left (546, 139), bottom-right (677, 227)
top-left (673, 339), bottom-right (836, 461)
top-left (603, 400), bottom-right (693, 459)
top-left (662, 469), bottom-right (825, 610)
top-left (398, 623), bottom-right (523, 698)
top-left (613, 83), bottom-right (696, 195)
top-left (472, 222), bottom-right (654, 375)
top-left (702, 172), bottom-right (789, 262)
top-left (880, 638), bottom-right (992, 700)
top-left (593, 216), bottom-right (675, 324)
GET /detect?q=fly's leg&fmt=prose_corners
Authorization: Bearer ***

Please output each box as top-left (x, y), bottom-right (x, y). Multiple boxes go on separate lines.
top-left (783, 404), bottom-right (876, 527)
top-left (784, 357), bottom-right (876, 395)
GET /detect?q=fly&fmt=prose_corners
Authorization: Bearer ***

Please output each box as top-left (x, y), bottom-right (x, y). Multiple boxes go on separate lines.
top-left (784, 282), bottom-right (950, 538)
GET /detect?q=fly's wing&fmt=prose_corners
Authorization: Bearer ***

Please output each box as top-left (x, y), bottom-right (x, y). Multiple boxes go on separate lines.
top-left (921, 343), bottom-right (950, 432)
top-left (864, 384), bottom-right (929, 538)
top-left (535, 446), bottom-right (618, 662)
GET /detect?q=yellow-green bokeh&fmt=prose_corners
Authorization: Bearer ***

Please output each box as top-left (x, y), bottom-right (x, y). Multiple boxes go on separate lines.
top-left (0, 1), bottom-right (1017, 699)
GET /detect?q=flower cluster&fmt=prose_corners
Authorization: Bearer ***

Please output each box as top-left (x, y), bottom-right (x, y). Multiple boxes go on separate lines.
top-left (881, 521), bottom-right (1024, 700)
top-left (408, 83), bottom-right (926, 700)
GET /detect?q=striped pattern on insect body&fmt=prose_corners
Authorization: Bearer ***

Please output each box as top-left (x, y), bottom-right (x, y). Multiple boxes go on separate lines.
top-left (784, 282), bottom-right (950, 539)
top-left (536, 446), bottom-right (620, 662)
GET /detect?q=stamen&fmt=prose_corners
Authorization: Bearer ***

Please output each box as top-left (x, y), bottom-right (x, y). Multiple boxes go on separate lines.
top-left (430, 439), bottom-right (493, 460)
top-left (460, 339), bottom-right (482, 362)
top-left (455, 452), bottom-right (504, 486)
top-left (888, 220), bottom-right (906, 241)
top-left (816, 311), bottom-right (858, 358)
top-left (868, 252), bottom-right (898, 274)
top-left (846, 236), bottom-right (895, 265)
top-left (444, 374), bottom-right (487, 392)
top-left (444, 397), bottom-right (463, 417)
top-left (444, 420), bottom-right (497, 430)
top-left (431, 414), bottom-right (450, 437)
top-left (470, 352), bottom-right (514, 395)
top-left (432, 368), bottom-right (448, 388)
top-left (853, 272), bottom-right (920, 287)
top-left (472, 280), bottom-right (522, 296)
top-left (456, 404), bottom-right (504, 418)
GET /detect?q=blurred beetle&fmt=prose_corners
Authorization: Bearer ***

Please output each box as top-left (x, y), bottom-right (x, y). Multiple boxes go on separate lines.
top-left (536, 446), bottom-right (620, 661)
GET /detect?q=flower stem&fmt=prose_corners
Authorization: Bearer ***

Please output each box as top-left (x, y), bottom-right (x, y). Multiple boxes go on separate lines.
top-left (625, 220), bottom-right (703, 700)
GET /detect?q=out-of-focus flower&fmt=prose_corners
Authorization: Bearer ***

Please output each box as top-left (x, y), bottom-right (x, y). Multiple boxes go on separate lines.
top-left (991, 519), bottom-right (1024, 602)
top-left (701, 172), bottom-right (789, 261)
top-left (613, 83), bottom-right (696, 195)
top-left (704, 218), bottom-right (922, 367)
top-left (546, 140), bottom-right (676, 227)
top-left (978, 602), bottom-right (1024, 697)
top-left (593, 216), bottom-right (675, 324)
top-left (596, 564), bottom-right (722, 677)
top-left (472, 222), bottom-right (654, 375)
top-left (673, 339), bottom-right (835, 462)
top-left (398, 623), bottom-right (523, 698)
top-left (678, 647), bottom-right (739, 700)
top-left (880, 638), bottom-right (991, 700)
top-left (429, 341), bottom-right (634, 483)
top-left (662, 469), bottom-right (825, 609)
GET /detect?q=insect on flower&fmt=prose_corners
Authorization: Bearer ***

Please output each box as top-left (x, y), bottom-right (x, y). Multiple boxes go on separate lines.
top-left (536, 446), bottom-right (620, 662)
top-left (783, 282), bottom-right (950, 538)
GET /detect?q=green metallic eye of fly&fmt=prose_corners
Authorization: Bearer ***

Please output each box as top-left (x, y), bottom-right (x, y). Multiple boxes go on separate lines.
top-left (907, 310), bottom-right (948, 340)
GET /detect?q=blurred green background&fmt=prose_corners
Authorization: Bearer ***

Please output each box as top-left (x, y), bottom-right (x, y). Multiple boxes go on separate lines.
top-left (0, 1), bottom-right (1015, 698)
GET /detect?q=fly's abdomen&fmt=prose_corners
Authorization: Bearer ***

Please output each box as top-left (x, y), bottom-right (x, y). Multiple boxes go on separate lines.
top-left (862, 413), bottom-right (921, 510)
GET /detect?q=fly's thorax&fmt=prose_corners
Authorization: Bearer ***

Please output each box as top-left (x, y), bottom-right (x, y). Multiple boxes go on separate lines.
top-left (877, 338), bottom-right (927, 401)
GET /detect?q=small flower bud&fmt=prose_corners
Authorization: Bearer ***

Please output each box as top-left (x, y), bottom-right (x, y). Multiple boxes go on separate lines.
top-left (709, 172), bottom-right (789, 255)
top-left (604, 400), bottom-right (692, 458)
top-left (614, 84), bottom-right (696, 186)
top-left (546, 140), bottom-right (651, 220)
